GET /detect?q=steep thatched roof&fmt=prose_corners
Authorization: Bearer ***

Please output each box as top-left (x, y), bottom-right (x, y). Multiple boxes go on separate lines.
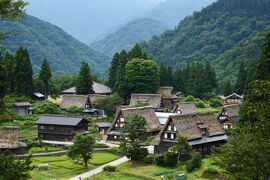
top-left (62, 82), bottom-right (111, 95)
top-left (88, 94), bottom-right (107, 104)
top-left (157, 87), bottom-right (177, 99)
top-left (217, 104), bottom-right (240, 123)
top-left (129, 94), bottom-right (162, 108)
top-left (108, 106), bottom-right (161, 133)
top-left (152, 112), bottom-right (225, 145)
top-left (173, 102), bottom-right (197, 114)
top-left (0, 126), bottom-right (19, 149)
top-left (60, 95), bottom-right (91, 110)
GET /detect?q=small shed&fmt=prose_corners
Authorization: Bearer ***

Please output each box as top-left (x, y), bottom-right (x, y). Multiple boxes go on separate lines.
top-left (13, 102), bottom-right (32, 115)
top-left (33, 92), bottom-right (45, 101)
top-left (95, 122), bottom-right (111, 135)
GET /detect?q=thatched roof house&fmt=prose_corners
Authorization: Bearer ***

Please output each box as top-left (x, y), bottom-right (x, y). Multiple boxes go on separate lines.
top-left (157, 87), bottom-right (177, 100)
top-left (60, 95), bottom-right (92, 110)
top-left (0, 126), bottom-right (26, 154)
top-left (173, 102), bottom-right (197, 114)
top-left (62, 82), bottom-right (111, 95)
top-left (217, 104), bottom-right (240, 129)
top-left (152, 112), bottom-right (227, 154)
top-left (106, 106), bottom-right (162, 141)
top-left (129, 94), bottom-right (162, 109)
top-left (88, 94), bottom-right (107, 104)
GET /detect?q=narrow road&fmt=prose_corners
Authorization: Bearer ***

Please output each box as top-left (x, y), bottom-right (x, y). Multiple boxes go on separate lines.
top-left (68, 156), bottom-right (130, 180)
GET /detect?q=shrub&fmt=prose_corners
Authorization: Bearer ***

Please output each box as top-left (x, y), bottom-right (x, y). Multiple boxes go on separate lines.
top-left (143, 154), bottom-right (156, 164)
top-left (103, 165), bottom-right (116, 172)
top-left (93, 143), bottom-right (109, 148)
top-left (194, 99), bottom-right (206, 108)
top-left (110, 147), bottom-right (123, 155)
top-left (88, 127), bottom-right (98, 134)
top-left (164, 152), bottom-right (178, 167)
top-left (154, 154), bottom-right (165, 166)
top-left (202, 167), bottom-right (220, 178)
top-left (186, 152), bottom-right (202, 172)
top-left (209, 97), bottom-right (223, 108)
top-left (66, 106), bottom-right (84, 115)
top-left (152, 169), bottom-right (174, 176)
top-left (32, 101), bottom-right (60, 114)
top-left (95, 94), bottom-right (123, 116)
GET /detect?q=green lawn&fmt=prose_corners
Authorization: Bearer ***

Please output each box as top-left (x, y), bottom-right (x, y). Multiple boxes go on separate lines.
top-left (92, 158), bottom-right (225, 180)
top-left (30, 152), bottom-right (119, 180)
top-left (30, 146), bottom-right (63, 153)
top-left (197, 107), bottom-right (220, 113)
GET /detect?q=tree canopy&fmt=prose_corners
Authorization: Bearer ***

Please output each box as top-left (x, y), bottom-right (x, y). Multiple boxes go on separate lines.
top-left (39, 59), bottom-right (52, 98)
top-left (76, 62), bottom-right (94, 95)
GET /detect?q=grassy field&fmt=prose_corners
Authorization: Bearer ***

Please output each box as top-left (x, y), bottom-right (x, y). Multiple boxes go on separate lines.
top-left (30, 146), bottom-right (63, 153)
top-left (30, 152), bottom-right (119, 180)
top-left (197, 107), bottom-right (220, 113)
top-left (92, 158), bottom-right (225, 180)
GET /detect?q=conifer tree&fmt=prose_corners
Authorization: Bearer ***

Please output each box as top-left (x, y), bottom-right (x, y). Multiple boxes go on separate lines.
top-left (223, 80), bottom-right (233, 96)
top-left (167, 66), bottom-right (174, 87)
top-left (76, 62), bottom-right (94, 95)
top-left (234, 62), bottom-right (247, 95)
top-left (129, 44), bottom-right (144, 60)
top-left (2, 52), bottom-right (15, 94)
top-left (39, 59), bottom-right (52, 98)
top-left (174, 68), bottom-right (185, 92)
top-left (0, 57), bottom-right (7, 97)
top-left (204, 62), bottom-right (217, 90)
top-left (159, 63), bottom-right (168, 86)
top-left (108, 52), bottom-right (120, 89)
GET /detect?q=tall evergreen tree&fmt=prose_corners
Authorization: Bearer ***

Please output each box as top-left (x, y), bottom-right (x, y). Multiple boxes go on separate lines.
top-left (174, 68), bottom-right (185, 92)
top-left (76, 62), bottom-right (94, 95)
top-left (223, 80), bottom-right (233, 96)
top-left (39, 59), bottom-right (52, 98)
top-left (129, 44), bottom-right (144, 60)
top-left (0, 57), bottom-right (7, 97)
top-left (167, 66), bottom-right (174, 87)
top-left (2, 52), bottom-right (15, 94)
top-left (234, 61), bottom-right (247, 95)
top-left (254, 31), bottom-right (270, 80)
top-left (204, 62), bottom-right (217, 90)
top-left (159, 62), bottom-right (167, 86)
top-left (108, 52), bottom-right (120, 89)
top-left (14, 47), bottom-right (33, 97)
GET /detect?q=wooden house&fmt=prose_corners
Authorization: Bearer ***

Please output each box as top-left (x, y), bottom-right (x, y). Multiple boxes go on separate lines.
top-left (60, 95), bottom-right (92, 111)
top-left (173, 102), bottom-right (197, 114)
top-left (106, 106), bottom-right (162, 142)
top-left (62, 82), bottom-right (112, 95)
top-left (157, 87), bottom-right (178, 108)
top-left (217, 104), bottom-right (240, 129)
top-left (95, 122), bottom-right (111, 135)
top-left (152, 112), bottom-right (227, 155)
top-left (37, 116), bottom-right (89, 142)
top-left (220, 93), bottom-right (243, 105)
top-left (129, 94), bottom-right (162, 110)
top-left (13, 102), bottom-right (33, 115)
top-left (0, 126), bottom-right (26, 155)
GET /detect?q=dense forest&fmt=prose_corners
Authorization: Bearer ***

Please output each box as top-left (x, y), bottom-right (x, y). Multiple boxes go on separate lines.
top-left (142, 0), bottom-right (270, 86)
top-left (0, 15), bottom-right (110, 76)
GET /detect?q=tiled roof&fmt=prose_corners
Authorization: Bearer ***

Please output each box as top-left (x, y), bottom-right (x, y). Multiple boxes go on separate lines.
top-left (37, 115), bottom-right (86, 126)
top-left (62, 82), bottom-right (111, 94)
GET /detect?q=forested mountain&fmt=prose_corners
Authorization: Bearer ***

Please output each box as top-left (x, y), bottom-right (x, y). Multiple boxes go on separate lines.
top-left (0, 15), bottom-right (109, 77)
top-left (142, 0), bottom-right (270, 84)
top-left (90, 18), bottom-right (168, 57)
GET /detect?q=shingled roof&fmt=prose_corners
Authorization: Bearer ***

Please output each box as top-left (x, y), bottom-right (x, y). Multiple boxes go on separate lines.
top-left (60, 95), bottom-right (91, 110)
top-left (173, 102), bottom-right (197, 114)
top-left (108, 106), bottom-right (161, 133)
top-left (152, 112), bottom-right (225, 145)
top-left (37, 115), bottom-right (87, 126)
top-left (129, 94), bottom-right (162, 108)
top-left (0, 126), bottom-right (19, 149)
top-left (157, 87), bottom-right (177, 99)
top-left (62, 82), bottom-right (111, 95)
top-left (217, 104), bottom-right (240, 123)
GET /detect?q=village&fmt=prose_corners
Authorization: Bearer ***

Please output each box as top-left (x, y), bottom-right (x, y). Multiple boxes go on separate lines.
top-left (0, 81), bottom-right (243, 179)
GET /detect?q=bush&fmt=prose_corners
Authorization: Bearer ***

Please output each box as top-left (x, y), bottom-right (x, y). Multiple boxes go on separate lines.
top-left (164, 152), bottom-right (178, 167)
top-left (66, 106), bottom-right (84, 115)
top-left (186, 152), bottom-right (202, 172)
top-left (152, 169), bottom-right (174, 176)
top-left (32, 101), bottom-right (60, 114)
top-left (95, 94), bottom-right (123, 116)
top-left (194, 99), bottom-right (206, 108)
top-left (143, 154), bottom-right (156, 164)
top-left (202, 167), bottom-right (220, 178)
top-left (209, 97), bottom-right (223, 108)
top-left (93, 143), bottom-right (109, 148)
top-left (154, 154), bottom-right (165, 166)
top-left (110, 147), bottom-right (123, 155)
top-left (88, 127), bottom-right (98, 134)
top-left (103, 165), bottom-right (116, 172)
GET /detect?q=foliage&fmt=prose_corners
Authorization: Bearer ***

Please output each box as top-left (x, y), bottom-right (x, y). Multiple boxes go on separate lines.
top-left (94, 94), bottom-right (123, 116)
top-left (32, 101), bottom-right (60, 115)
top-left (142, 0), bottom-right (270, 86)
top-left (93, 143), bottom-right (109, 148)
top-left (143, 154), bottom-right (156, 164)
top-left (0, 153), bottom-right (33, 180)
top-left (47, 76), bottom-right (76, 98)
top-left (126, 58), bottom-right (160, 95)
top-left (215, 120), bottom-right (270, 179)
top-left (103, 165), bottom-right (117, 172)
top-left (120, 115), bottom-right (148, 162)
top-left (153, 154), bottom-right (165, 166)
top-left (170, 134), bottom-right (191, 162)
top-left (185, 152), bottom-right (202, 172)
top-left (0, 14), bottom-right (110, 76)
top-left (38, 59), bottom-right (52, 98)
top-left (201, 167), bottom-right (220, 179)
top-left (76, 62), bottom-right (94, 95)
top-left (209, 97), bottom-right (223, 108)
top-left (234, 61), bottom-right (247, 95)
top-left (223, 80), bottom-right (233, 96)
top-left (66, 106), bottom-right (84, 115)
top-left (163, 151), bottom-right (178, 167)
top-left (67, 135), bottom-right (95, 168)
top-left (89, 153), bottom-right (119, 166)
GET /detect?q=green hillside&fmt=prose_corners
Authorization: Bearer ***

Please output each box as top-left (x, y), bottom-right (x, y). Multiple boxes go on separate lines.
top-left (0, 15), bottom-right (110, 77)
top-left (142, 0), bottom-right (270, 84)
top-left (90, 18), bottom-right (168, 57)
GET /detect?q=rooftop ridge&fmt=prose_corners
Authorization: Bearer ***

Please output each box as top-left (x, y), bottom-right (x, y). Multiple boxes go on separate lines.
top-left (121, 106), bottom-right (153, 111)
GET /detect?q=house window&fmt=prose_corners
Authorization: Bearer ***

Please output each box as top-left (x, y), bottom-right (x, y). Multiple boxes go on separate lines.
top-left (85, 104), bottom-right (90, 108)
top-left (201, 128), bottom-right (206, 135)
top-left (168, 125), bottom-right (171, 131)
top-left (115, 123), bottom-right (118, 128)
top-left (120, 124), bottom-right (124, 127)
top-left (164, 133), bottom-right (168, 139)
top-left (170, 133), bottom-right (174, 139)
top-left (40, 125), bottom-right (45, 130)
top-left (40, 134), bottom-right (43, 138)
top-left (173, 126), bottom-right (177, 131)
top-left (224, 124), bottom-right (229, 129)
top-left (120, 118), bottom-right (125, 122)
top-left (114, 136), bottom-right (118, 139)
